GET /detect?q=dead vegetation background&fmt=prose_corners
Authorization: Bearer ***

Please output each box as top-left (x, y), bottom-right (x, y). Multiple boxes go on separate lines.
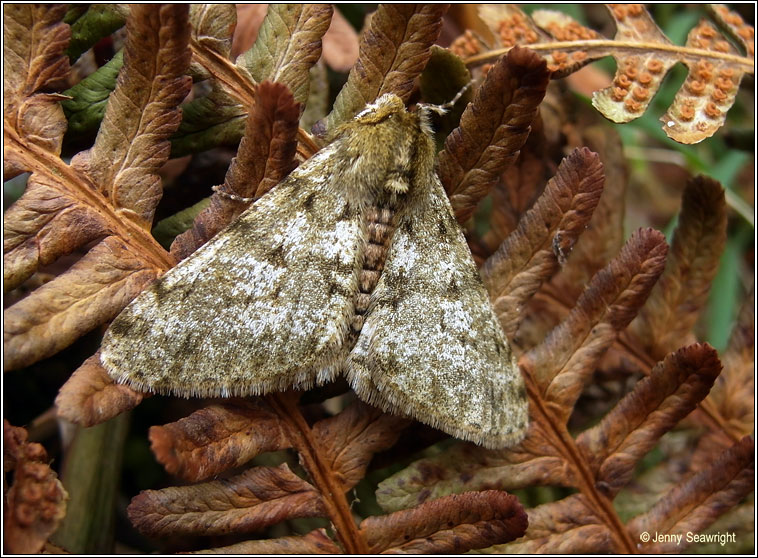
top-left (3, 4), bottom-right (754, 554)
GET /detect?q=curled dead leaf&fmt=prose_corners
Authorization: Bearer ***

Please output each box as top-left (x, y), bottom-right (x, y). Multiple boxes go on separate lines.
top-left (577, 343), bottom-right (723, 494)
top-left (632, 176), bottom-right (727, 360)
top-left (629, 436), bottom-right (754, 553)
top-left (311, 401), bottom-right (410, 492)
top-left (189, 528), bottom-right (341, 554)
top-left (149, 400), bottom-right (289, 482)
top-left (524, 227), bottom-right (668, 416)
top-left (55, 352), bottom-right (145, 427)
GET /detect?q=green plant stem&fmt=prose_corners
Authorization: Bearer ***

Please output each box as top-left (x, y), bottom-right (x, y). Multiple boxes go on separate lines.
top-left (51, 413), bottom-right (130, 553)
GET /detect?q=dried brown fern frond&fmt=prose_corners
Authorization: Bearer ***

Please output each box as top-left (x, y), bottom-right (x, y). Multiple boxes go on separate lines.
top-left (3, 4), bottom-right (752, 554)
top-left (126, 396), bottom-right (527, 553)
top-left (375, 90), bottom-right (753, 554)
top-left (378, 214), bottom-right (752, 551)
top-left (116, 51), bottom-right (556, 546)
top-left (4, 5), bottom-right (188, 372)
top-left (109, 20), bottom-right (546, 552)
top-left (6, 5), bottom-right (541, 552)
top-left (451, 4), bottom-right (754, 143)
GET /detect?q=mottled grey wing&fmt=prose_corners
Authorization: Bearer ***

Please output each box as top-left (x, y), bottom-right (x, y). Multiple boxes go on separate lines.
top-left (101, 146), bottom-right (364, 397)
top-left (346, 178), bottom-right (528, 449)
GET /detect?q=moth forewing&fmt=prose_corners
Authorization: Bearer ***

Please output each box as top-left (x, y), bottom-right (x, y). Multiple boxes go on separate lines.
top-left (347, 170), bottom-right (528, 449)
top-left (100, 93), bottom-right (528, 449)
top-left (101, 142), bottom-right (364, 397)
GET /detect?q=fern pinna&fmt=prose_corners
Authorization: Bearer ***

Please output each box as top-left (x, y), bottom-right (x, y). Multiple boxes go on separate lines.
top-left (4, 4), bottom-right (753, 554)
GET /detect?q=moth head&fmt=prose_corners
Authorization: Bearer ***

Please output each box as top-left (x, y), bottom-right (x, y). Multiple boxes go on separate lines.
top-left (333, 94), bottom-right (435, 199)
top-left (352, 93), bottom-right (407, 122)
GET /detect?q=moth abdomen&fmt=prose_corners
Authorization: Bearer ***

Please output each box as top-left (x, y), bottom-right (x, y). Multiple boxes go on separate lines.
top-left (358, 270), bottom-right (381, 292)
top-left (349, 204), bottom-right (398, 336)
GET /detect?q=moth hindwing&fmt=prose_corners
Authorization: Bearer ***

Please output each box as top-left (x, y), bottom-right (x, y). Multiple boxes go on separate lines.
top-left (101, 94), bottom-right (528, 449)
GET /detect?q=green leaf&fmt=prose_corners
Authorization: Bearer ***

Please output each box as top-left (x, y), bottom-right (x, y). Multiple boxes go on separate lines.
top-left (173, 5), bottom-right (332, 157)
top-left (63, 5), bottom-right (88, 26)
top-left (152, 197), bottom-right (212, 249)
top-left (705, 226), bottom-right (750, 351)
top-left (189, 4), bottom-right (237, 59)
top-left (170, 89), bottom-right (247, 157)
top-left (66, 4), bottom-right (128, 63)
top-left (62, 49), bottom-right (123, 137)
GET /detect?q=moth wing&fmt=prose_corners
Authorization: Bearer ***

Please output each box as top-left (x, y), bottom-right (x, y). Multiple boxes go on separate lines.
top-left (101, 146), bottom-right (363, 397)
top-left (346, 178), bottom-right (528, 449)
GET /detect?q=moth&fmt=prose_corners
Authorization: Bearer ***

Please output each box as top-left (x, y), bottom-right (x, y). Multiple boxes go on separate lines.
top-left (101, 94), bottom-right (528, 449)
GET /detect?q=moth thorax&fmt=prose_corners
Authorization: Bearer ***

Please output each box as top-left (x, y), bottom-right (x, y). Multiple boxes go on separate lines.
top-left (350, 206), bottom-right (396, 334)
